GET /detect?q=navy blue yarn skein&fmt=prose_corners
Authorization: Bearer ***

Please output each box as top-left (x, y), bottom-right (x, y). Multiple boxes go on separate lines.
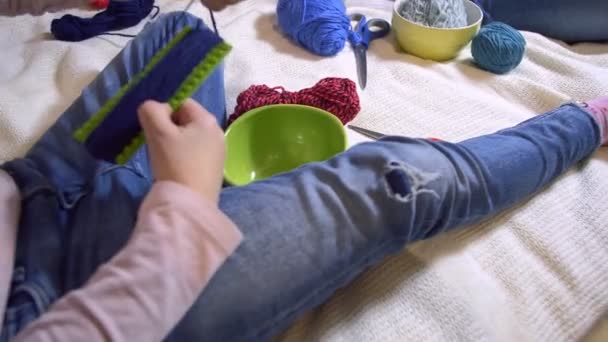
top-left (51, 0), bottom-right (154, 42)
top-left (276, 0), bottom-right (351, 56)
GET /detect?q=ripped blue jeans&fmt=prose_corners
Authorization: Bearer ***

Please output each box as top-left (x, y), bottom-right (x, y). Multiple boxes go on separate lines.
top-left (0, 12), bottom-right (602, 342)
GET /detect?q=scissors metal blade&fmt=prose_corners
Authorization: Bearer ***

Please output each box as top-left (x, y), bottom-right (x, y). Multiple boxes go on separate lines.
top-left (353, 45), bottom-right (367, 89)
top-left (348, 125), bottom-right (385, 140)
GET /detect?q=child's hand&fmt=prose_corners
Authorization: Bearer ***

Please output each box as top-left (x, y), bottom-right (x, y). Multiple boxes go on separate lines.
top-left (138, 99), bottom-right (225, 204)
top-left (200, 0), bottom-right (243, 11)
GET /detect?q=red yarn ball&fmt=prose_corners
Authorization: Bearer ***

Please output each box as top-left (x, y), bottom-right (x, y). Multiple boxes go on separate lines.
top-left (228, 77), bottom-right (361, 126)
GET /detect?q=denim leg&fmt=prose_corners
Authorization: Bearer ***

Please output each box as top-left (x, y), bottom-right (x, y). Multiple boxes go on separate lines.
top-left (475, 0), bottom-right (608, 42)
top-left (169, 104), bottom-right (601, 341)
top-left (0, 12), bottom-right (224, 339)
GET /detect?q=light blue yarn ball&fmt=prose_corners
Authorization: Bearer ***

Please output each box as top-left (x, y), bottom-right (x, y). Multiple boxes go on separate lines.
top-left (472, 22), bottom-right (526, 74)
top-left (276, 0), bottom-right (351, 56)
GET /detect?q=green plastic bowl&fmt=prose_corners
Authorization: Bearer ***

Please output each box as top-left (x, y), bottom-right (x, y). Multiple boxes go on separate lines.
top-left (224, 104), bottom-right (347, 186)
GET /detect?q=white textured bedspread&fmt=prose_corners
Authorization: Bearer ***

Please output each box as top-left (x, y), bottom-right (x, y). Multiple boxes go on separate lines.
top-left (1, 1), bottom-right (607, 341)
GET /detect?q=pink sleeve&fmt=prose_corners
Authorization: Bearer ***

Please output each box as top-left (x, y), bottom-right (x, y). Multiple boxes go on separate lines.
top-left (14, 181), bottom-right (242, 342)
top-left (0, 170), bottom-right (20, 322)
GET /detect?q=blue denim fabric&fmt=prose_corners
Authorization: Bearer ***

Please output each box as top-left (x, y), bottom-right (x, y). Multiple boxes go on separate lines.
top-left (473, 0), bottom-right (608, 43)
top-left (0, 11), bottom-right (602, 342)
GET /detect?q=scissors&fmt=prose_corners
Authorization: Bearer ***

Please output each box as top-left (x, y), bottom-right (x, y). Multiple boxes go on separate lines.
top-left (348, 13), bottom-right (391, 90)
top-left (348, 124), bottom-right (386, 140)
top-left (349, 125), bottom-right (444, 142)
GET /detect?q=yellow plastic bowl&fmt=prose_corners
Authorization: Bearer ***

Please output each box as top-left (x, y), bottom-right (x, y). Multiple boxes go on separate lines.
top-left (391, 0), bottom-right (483, 61)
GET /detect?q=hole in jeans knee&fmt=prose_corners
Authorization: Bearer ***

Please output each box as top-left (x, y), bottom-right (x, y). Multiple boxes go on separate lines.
top-left (385, 168), bottom-right (411, 197)
top-left (384, 161), bottom-right (441, 202)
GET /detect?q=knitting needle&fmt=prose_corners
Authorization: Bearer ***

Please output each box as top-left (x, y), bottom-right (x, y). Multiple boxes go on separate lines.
top-left (209, 9), bottom-right (219, 34)
top-left (183, 0), bottom-right (219, 34)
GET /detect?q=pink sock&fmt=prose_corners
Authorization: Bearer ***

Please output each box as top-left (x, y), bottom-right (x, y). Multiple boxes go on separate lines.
top-left (583, 96), bottom-right (608, 145)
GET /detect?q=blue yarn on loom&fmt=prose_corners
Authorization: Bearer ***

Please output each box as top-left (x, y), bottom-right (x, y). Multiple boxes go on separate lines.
top-left (51, 0), bottom-right (154, 42)
top-left (471, 22), bottom-right (526, 74)
top-left (276, 0), bottom-right (351, 56)
top-left (83, 28), bottom-right (224, 161)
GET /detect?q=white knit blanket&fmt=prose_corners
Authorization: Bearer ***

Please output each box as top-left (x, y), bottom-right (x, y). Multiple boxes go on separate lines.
top-left (1, 1), bottom-right (607, 341)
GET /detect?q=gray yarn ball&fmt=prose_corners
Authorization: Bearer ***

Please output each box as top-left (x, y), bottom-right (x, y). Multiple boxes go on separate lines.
top-left (399, 0), bottom-right (468, 28)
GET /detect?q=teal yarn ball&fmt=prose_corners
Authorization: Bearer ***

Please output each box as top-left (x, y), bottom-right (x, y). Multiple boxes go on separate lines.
top-left (471, 22), bottom-right (526, 74)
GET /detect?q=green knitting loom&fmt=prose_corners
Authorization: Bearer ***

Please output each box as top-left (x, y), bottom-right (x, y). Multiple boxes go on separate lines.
top-left (73, 25), bottom-right (231, 164)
